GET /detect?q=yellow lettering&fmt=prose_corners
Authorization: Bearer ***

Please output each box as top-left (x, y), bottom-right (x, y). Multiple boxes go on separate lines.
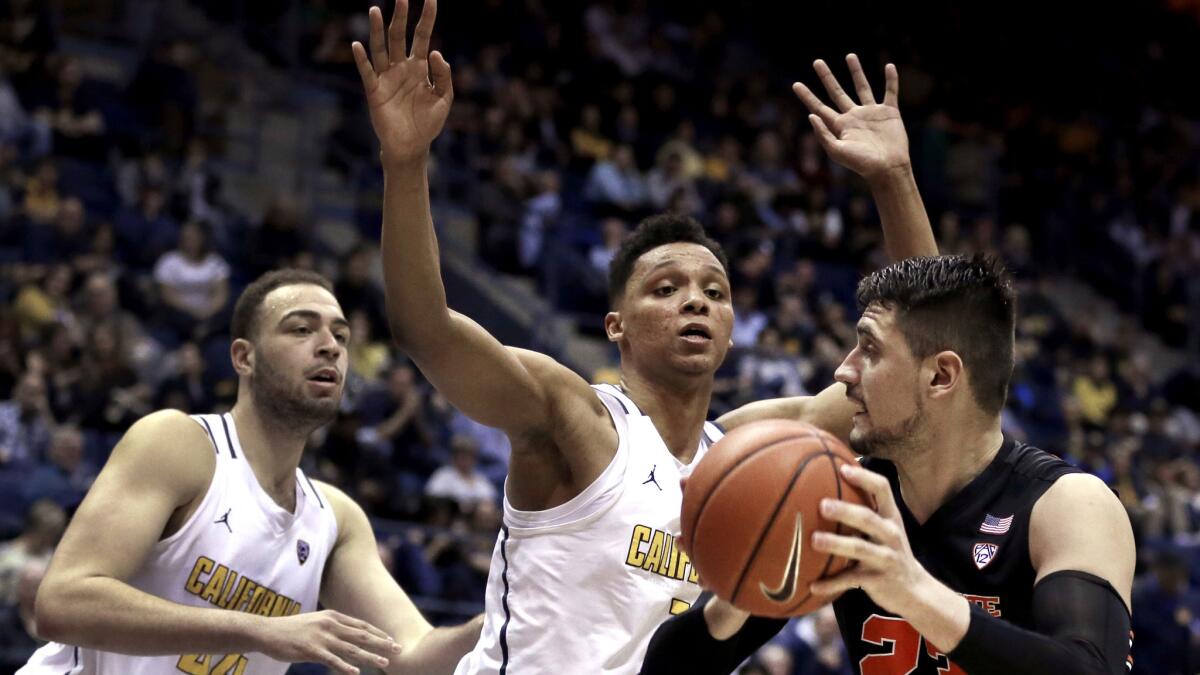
top-left (269, 594), bottom-right (292, 617)
top-left (201, 565), bottom-right (229, 604)
top-left (220, 576), bottom-right (248, 610)
top-left (657, 535), bottom-right (674, 575)
top-left (211, 653), bottom-right (249, 675)
top-left (256, 590), bottom-right (280, 616)
top-left (184, 557), bottom-right (215, 596)
top-left (176, 654), bottom-right (209, 674)
top-left (642, 530), bottom-right (665, 571)
top-left (688, 562), bottom-right (699, 584)
top-left (625, 525), bottom-right (651, 568)
top-left (666, 541), bottom-right (681, 578)
top-left (233, 580), bottom-right (258, 612)
top-left (669, 598), bottom-right (692, 615)
top-left (674, 551), bottom-right (692, 581)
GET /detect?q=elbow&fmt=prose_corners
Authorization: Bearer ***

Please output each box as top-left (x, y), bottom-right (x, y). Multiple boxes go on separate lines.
top-left (33, 581), bottom-right (70, 642)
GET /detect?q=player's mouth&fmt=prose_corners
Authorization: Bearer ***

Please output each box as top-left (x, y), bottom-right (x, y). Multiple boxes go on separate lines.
top-left (678, 323), bottom-right (712, 345)
top-left (306, 367), bottom-right (341, 392)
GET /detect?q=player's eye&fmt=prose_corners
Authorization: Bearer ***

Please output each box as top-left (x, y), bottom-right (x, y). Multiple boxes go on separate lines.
top-left (655, 286), bottom-right (675, 296)
top-left (705, 288), bottom-right (724, 300)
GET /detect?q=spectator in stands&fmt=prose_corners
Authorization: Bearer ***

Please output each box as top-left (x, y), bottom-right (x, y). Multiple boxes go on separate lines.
top-left (425, 435), bottom-right (497, 514)
top-left (153, 220), bottom-right (230, 343)
top-left (0, 499), bottom-right (64, 606)
top-left (77, 272), bottom-right (158, 380)
top-left (23, 425), bottom-right (93, 508)
top-left (74, 323), bottom-right (151, 432)
top-left (11, 263), bottom-right (72, 341)
top-left (519, 169), bottom-right (562, 273)
top-left (113, 184), bottom-right (178, 269)
top-left (0, 560), bottom-right (48, 670)
top-left (32, 55), bottom-right (106, 161)
top-left (154, 342), bottom-right (211, 413)
top-left (0, 371), bottom-right (52, 466)
top-left (585, 145), bottom-right (646, 217)
top-left (1131, 550), bottom-right (1200, 674)
top-left (24, 195), bottom-right (87, 265)
top-left (1073, 355), bottom-right (1119, 428)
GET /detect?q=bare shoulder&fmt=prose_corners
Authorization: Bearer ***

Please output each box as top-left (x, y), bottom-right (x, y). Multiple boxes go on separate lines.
top-left (1030, 472), bottom-right (1135, 606)
top-left (106, 409), bottom-right (215, 499)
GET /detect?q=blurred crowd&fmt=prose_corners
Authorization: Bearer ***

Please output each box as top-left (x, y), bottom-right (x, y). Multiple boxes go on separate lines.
top-left (0, 0), bottom-right (1198, 673)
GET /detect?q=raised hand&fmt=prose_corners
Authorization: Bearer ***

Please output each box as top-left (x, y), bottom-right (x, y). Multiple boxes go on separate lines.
top-left (352, 0), bottom-right (453, 166)
top-left (792, 54), bottom-right (909, 180)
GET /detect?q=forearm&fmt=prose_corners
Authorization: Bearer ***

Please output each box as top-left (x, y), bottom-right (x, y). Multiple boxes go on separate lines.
top-left (381, 157), bottom-right (453, 347)
top-left (388, 615), bottom-right (483, 675)
top-left (640, 595), bottom-right (786, 675)
top-left (867, 165), bottom-right (937, 260)
top-left (37, 576), bottom-right (265, 655)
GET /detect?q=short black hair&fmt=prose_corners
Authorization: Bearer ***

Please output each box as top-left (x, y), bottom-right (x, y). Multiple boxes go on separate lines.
top-left (231, 269), bottom-right (335, 341)
top-left (607, 213), bottom-right (729, 304)
top-left (855, 254), bottom-right (1016, 416)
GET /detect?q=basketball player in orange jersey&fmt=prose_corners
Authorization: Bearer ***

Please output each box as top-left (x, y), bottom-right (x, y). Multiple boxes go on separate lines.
top-left (351, 0), bottom-right (936, 672)
top-left (644, 277), bottom-right (1136, 670)
top-left (21, 270), bottom-right (483, 675)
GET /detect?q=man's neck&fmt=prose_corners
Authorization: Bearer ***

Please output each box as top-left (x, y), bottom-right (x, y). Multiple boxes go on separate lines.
top-left (893, 417), bottom-right (1005, 524)
top-left (229, 403), bottom-right (310, 511)
top-left (619, 368), bottom-right (713, 464)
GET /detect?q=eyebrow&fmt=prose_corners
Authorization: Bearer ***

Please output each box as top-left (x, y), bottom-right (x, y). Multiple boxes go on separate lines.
top-left (856, 323), bottom-right (880, 342)
top-left (645, 259), bottom-right (729, 279)
top-left (279, 309), bottom-right (350, 330)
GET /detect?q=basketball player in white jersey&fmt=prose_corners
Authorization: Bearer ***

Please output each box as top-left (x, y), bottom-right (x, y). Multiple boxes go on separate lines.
top-left (351, 0), bottom-right (936, 672)
top-left (21, 269), bottom-right (483, 674)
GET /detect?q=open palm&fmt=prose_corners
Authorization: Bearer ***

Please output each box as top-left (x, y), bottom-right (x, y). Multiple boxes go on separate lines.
top-left (352, 0), bottom-right (452, 165)
top-left (793, 55), bottom-right (909, 179)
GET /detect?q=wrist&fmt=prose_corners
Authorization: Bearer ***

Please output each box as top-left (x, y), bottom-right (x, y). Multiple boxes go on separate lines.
top-left (228, 612), bottom-right (269, 654)
top-left (381, 152), bottom-right (429, 175)
top-left (905, 572), bottom-right (971, 653)
top-left (864, 163), bottom-right (915, 190)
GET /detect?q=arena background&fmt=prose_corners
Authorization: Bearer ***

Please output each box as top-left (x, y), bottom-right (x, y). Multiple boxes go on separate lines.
top-left (0, 0), bottom-right (1197, 672)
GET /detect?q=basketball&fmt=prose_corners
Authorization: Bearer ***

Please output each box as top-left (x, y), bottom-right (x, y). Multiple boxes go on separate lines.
top-left (680, 419), bottom-right (872, 618)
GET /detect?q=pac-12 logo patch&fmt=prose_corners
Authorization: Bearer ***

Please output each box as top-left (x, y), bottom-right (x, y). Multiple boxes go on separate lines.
top-left (297, 540), bottom-right (310, 565)
top-left (973, 543), bottom-right (998, 570)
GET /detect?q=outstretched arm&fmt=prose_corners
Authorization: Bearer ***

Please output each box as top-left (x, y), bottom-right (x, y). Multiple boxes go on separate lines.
top-left (793, 54), bottom-right (937, 261)
top-left (352, 0), bottom-right (599, 439)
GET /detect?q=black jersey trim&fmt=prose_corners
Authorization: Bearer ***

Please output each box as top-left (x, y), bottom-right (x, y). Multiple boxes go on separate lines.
top-left (303, 473), bottom-right (326, 509)
top-left (499, 525), bottom-right (513, 674)
top-left (219, 414), bottom-right (238, 459)
top-left (198, 416), bottom-right (219, 455)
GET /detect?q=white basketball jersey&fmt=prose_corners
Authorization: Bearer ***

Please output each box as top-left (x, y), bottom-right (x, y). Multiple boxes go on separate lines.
top-left (455, 384), bottom-right (724, 675)
top-left (21, 413), bottom-right (338, 675)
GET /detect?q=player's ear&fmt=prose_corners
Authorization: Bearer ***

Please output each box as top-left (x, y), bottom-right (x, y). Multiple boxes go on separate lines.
top-left (927, 350), bottom-right (963, 400)
top-left (230, 338), bottom-right (255, 376)
top-left (604, 311), bottom-right (623, 343)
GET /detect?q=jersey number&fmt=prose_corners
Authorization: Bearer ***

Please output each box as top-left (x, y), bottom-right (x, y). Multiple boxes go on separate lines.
top-left (177, 653), bottom-right (249, 675)
top-left (859, 615), bottom-right (964, 675)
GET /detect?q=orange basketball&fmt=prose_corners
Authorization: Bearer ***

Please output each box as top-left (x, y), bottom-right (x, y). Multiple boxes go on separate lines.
top-left (680, 419), bottom-right (872, 618)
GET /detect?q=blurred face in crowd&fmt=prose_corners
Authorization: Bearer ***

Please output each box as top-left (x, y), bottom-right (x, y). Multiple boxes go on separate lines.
top-left (835, 303), bottom-right (930, 460)
top-left (609, 243), bottom-right (734, 379)
top-left (14, 372), bottom-right (46, 413)
top-left (48, 427), bottom-right (84, 473)
top-left (84, 274), bottom-right (118, 316)
top-left (178, 222), bottom-right (207, 260)
top-left (237, 283), bottom-right (349, 429)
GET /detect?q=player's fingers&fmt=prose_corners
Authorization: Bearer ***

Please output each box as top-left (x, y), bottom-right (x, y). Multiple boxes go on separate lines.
top-left (792, 82), bottom-right (838, 129)
top-left (820, 498), bottom-right (896, 544)
top-left (809, 570), bottom-right (871, 597)
top-left (388, 0), bottom-right (409, 61)
top-left (839, 464), bottom-right (901, 520)
top-left (883, 63), bottom-right (899, 108)
top-left (336, 640), bottom-right (391, 670)
top-left (351, 42), bottom-right (378, 91)
top-left (411, 0), bottom-right (438, 60)
top-left (807, 114), bottom-right (839, 149)
top-left (430, 50), bottom-right (453, 98)
top-left (317, 648), bottom-right (360, 675)
top-left (811, 531), bottom-right (892, 569)
top-left (368, 6), bottom-right (389, 71)
top-left (813, 59), bottom-right (855, 112)
top-left (336, 614), bottom-right (398, 647)
top-left (845, 54), bottom-right (875, 105)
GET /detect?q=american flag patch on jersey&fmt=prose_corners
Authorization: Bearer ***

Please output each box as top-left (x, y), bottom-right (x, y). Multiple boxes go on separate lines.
top-left (979, 514), bottom-right (1013, 534)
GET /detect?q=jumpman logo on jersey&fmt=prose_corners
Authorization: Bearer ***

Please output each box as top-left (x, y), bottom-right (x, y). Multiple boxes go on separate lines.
top-left (214, 508), bottom-right (232, 533)
top-left (643, 465), bottom-right (662, 491)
